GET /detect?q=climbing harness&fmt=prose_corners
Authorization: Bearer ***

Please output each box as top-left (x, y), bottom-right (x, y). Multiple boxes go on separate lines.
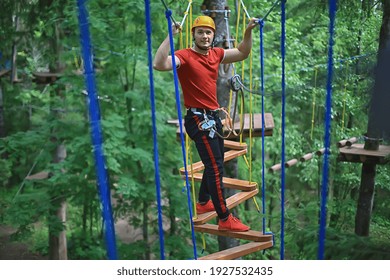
top-left (192, 105), bottom-right (244, 139)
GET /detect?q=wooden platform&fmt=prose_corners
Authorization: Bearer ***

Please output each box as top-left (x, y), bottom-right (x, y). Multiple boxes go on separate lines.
top-left (198, 241), bottom-right (273, 260)
top-left (338, 144), bottom-right (390, 164)
top-left (0, 69), bottom-right (10, 78)
top-left (170, 113), bottom-right (274, 140)
top-left (32, 72), bottom-right (61, 84)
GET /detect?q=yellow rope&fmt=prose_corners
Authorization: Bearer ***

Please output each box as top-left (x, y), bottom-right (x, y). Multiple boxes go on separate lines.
top-left (201, 233), bottom-right (206, 252)
top-left (248, 50), bottom-right (253, 183)
top-left (252, 196), bottom-right (261, 212)
top-left (241, 13), bottom-right (246, 82)
top-left (235, 3), bottom-right (241, 48)
top-left (341, 61), bottom-right (349, 131)
top-left (310, 67), bottom-right (318, 140)
top-left (186, 11), bottom-right (190, 48)
top-left (185, 133), bottom-right (197, 220)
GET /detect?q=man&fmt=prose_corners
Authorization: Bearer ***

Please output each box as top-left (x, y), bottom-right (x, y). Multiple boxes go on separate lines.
top-left (154, 15), bottom-right (258, 231)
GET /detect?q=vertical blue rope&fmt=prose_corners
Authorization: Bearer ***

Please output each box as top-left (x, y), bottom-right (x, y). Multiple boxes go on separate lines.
top-left (318, 0), bottom-right (337, 260)
top-left (258, 20), bottom-right (267, 236)
top-left (280, 0), bottom-right (286, 261)
top-left (165, 10), bottom-right (197, 260)
top-left (144, 0), bottom-right (165, 260)
top-left (76, 0), bottom-right (117, 260)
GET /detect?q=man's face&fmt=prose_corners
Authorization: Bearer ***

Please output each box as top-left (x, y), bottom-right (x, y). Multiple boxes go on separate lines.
top-left (193, 26), bottom-right (214, 50)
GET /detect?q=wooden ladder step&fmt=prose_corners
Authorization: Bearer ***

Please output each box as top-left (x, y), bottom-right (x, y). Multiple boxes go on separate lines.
top-left (194, 224), bottom-right (273, 242)
top-left (193, 189), bottom-right (258, 225)
top-left (180, 149), bottom-right (247, 175)
top-left (224, 140), bottom-right (247, 150)
top-left (187, 173), bottom-right (257, 191)
top-left (198, 241), bottom-right (273, 260)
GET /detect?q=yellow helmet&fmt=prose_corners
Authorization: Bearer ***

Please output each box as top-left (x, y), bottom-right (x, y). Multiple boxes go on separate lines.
top-left (192, 16), bottom-right (215, 32)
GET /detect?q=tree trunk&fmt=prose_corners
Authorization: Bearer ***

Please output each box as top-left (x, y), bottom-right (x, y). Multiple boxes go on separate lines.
top-left (142, 201), bottom-right (150, 260)
top-left (49, 144), bottom-right (68, 260)
top-left (355, 163), bottom-right (376, 236)
top-left (48, 14), bottom-right (68, 259)
top-left (355, 0), bottom-right (390, 236)
top-left (0, 82), bottom-right (5, 138)
top-left (11, 13), bottom-right (19, 83)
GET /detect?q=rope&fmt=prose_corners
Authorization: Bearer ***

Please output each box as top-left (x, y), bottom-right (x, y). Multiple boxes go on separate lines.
top-left (248, 48), bottom-right (254, 183)
top-left (160, 0), bottom-right (178, 26)
top-left (318, 0), bottom-right (337, 260)
top-left (258, 19), bottom-right (267, 235)
top-left (13, 146), bottom-right (46, 201)
top-left (311, 67), bottom-right (318, 140)
top-left (144, 0), bottom-right (165, 260)
top-left (180, 0), bottom-right (193, 27)
top-left (76, 0), bottom-right (117, 260)
top-left (239, 0), bottom-right (251, 19)
top-left (165, 9), bottom-right (198, 260)
top-left (341, 61), bottom-right (349, 131)
top-left (280, 0), bottom-right (287, 260)
top-left (263, 0), bottom-right (282, 21)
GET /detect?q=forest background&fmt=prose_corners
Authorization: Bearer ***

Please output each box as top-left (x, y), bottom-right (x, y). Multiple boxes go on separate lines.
top-left (0, 0), bottom-right (389, 260)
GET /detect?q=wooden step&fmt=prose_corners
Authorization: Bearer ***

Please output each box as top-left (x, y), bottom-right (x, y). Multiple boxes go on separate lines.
top-left (224, 140), bottom-right (247, 150)
top-left (194, 224), bottom-right (273, 242)
top-left (187, 173), bottom-right (257, 191)
top-left (198, 241), bottom-right (273, 260)
top-left (193, 189), bottom-right (258, 225)
top-left (180, 149), bottom-right (247, 175)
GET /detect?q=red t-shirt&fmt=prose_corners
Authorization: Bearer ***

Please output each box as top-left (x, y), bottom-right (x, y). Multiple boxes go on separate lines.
top-left (175, 47), bottom-right (225, 110)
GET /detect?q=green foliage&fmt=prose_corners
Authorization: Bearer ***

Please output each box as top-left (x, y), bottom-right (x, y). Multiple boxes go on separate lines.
top-left (67, 230), bottom-right (107, 260)
top-left (0, 0), bottom-right (388, 260)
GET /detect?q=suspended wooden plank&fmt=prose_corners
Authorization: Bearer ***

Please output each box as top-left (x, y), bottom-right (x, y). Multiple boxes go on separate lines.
top-left (180, 149), bottom-right (247, 175)
top-left (194, 223), bottom-right (273, 242)
top-left (346, 137), bottom-right (358, 147)
top-left (300, 152), bottom-right (314, 162)
top-left (316, 148), bottom-right (325, 156)
top-left (224, 139), bottom-right (247, 150)
top-left (269, 163), bottom-right (281, 173)
top-left (33, 72), bottom-right (61, 84)
top-left (285, 158), bottom-right (298, 168)
top-left (25, 171), bottom-right (50, 180)
top-left (187, 172), bottom-right (257, 191)
top-left (193, 189), bottom-right (258, 225)
top-left (198, 241), bottom-right (273, 260)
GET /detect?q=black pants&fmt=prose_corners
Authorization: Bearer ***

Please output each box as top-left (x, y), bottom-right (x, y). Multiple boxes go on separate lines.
top-left (184, 110), bottom-right (230, 220)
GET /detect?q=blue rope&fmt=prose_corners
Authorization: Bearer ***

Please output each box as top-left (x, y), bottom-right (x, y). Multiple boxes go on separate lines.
top-left (258, 20), bottom-right (267, 236)
top-left (144, 0), bottom-right (165, 260)
top-left (280, 0), bottom-right (287, 261)
top-left (165, 9), bottom-right (198, 260)
top-left (76, 0), bottom-right (117, 260)
top-left (318, 0), bottom-right (337, 260)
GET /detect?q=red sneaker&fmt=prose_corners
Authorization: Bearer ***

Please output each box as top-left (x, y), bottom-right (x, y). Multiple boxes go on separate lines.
top-left (218, 214), bottom-right (250, 232)
top-left (196, 200), bottom-right (215, 214)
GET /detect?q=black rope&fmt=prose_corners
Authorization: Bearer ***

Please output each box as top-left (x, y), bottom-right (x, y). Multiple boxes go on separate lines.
top-left (262, 0), bottom-right (283, 21)
top-left (160, 0), bottom-right (178, 26)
